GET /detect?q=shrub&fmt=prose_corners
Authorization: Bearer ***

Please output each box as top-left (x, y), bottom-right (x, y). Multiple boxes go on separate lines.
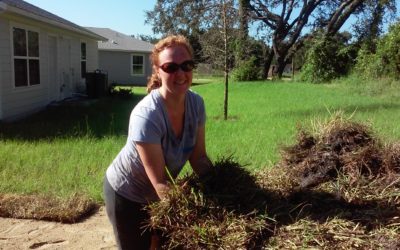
top-left (355, 22), bottom-right (400, 80)
top-left (300, 34), bottom-right (356, 83)
top-left (231, 56), bottom-right (261, 81)
top-left (109, 86), bottom-right (134, 99)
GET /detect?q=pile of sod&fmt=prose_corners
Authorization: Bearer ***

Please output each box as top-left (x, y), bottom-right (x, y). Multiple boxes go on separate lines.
top-left (0, 193), bottom-right (97, 223)
top-left (148, 115), bottom-right (400, 249)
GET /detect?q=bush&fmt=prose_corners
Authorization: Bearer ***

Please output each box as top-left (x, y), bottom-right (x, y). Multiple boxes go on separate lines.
top-left (231, 56), bottom-right (261, 81)
top-left (109, 86), bottom-right (134, 99)
top-left (300, 35), bottom-right (356, 83)
top-left (355, 22), bottom-right (400, 80)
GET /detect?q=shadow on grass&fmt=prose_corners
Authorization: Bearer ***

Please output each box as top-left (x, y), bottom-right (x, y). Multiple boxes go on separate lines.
top-left (0, 93), bottom-right (146, 141)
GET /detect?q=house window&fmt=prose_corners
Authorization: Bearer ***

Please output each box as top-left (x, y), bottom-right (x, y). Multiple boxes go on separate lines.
top-left (12, 27), bottom-right (40, 87)
top-left (81, 42), bottom-right (86, 78)
top-left (131, 54), bottom-right (144, 75)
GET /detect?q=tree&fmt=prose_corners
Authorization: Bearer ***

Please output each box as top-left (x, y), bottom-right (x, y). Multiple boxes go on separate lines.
top-left (352, 0), bottom-right (397, 52)
top-left (237, 0), bottom-right (251, 61)
top-left (132, 34), bottom-right (159, 44)
top-left (145, 0), bottom-right (208, 61)
top-left (247, 0), bottom-right (390, 79)
top-left (249, 0), bottom-right (325, 78)
top-left (199, 0), bottom-right (238, 120)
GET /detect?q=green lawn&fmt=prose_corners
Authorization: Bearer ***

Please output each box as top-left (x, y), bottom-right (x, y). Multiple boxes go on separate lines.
top-left (1, 80), bottom-right (399, 203)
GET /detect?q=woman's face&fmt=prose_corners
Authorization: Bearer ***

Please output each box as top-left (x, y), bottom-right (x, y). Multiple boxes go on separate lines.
top-left (157, 45), bottom-right (193, 99)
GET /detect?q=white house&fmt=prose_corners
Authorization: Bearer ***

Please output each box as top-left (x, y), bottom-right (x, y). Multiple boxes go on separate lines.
top-left (0, 0), bottom-right (106, 121)
top-left (85, 27), bottom-right (154, 86)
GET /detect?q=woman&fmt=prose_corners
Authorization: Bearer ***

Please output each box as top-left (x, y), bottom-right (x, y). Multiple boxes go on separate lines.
top-left (103, 35), bottom-right (213, 249)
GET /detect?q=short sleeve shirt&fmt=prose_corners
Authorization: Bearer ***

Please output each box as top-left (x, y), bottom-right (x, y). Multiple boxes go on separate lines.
top-left (106, 89), bottom-right (206, 203)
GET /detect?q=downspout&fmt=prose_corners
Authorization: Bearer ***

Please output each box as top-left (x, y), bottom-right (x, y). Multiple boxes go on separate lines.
top-left (0, 3), bottom-right (5, 119)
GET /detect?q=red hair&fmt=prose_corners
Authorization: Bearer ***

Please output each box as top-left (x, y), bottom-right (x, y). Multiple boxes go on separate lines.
top-left (147, 35), bottom-right (194, 93)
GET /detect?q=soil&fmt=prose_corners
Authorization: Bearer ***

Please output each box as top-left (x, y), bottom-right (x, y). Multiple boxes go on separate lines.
top-left (0, 206), bottom-right (116, 250)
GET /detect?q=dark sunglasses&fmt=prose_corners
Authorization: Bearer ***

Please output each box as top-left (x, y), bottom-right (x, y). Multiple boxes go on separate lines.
top-left (160, 60), bottom-right (195, 73)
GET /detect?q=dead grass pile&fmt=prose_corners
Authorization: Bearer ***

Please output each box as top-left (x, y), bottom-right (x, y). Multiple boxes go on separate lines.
top-left (254, 166), bottom-right (400, 249)
top-left (268, 217), bottom-right (400, 249)
top-left (147, 158), bottom-right (273, 249)
top-left (149, 115), bottom-right (400, 249)
top-left (280, 115), bottom-right (400, 189)
top-left (0, 193), bottom-right (97, 223)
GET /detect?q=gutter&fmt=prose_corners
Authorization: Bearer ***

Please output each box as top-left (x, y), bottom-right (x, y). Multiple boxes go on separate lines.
top-left (0, 2), bottom-right (7, 14)
top-left (1, 3), bottom-right (107, 41)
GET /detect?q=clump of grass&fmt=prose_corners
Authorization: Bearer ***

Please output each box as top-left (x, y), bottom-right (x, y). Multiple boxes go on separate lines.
top-left (0, 193), bottom-right (97, 223)
top-left (147, 158), bottom-right (273, 249)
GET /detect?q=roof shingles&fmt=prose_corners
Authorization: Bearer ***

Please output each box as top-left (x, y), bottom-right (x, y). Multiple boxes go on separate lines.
top-left (85, 27), bottom-right (154, 53)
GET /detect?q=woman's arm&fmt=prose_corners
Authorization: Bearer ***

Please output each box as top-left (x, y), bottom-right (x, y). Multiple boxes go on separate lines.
top-left (189, 125), bottom-right (213, 177)
top-left (136, 142), bottom-right (169, 199)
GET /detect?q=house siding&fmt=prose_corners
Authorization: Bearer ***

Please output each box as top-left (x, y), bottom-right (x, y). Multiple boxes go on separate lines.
top-left (98, 50), bottom-right (151, 86)
top-left (0, 12), bottom-right (99, 120)
top-left (0, 15), bottom-right (8, 119)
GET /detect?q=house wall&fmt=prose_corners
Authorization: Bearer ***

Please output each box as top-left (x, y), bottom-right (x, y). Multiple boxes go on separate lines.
top-left (98, 50), bottom-right (151, 86)
top-left (0, 13), bottom-right (99, 120)
top-left (0, 15), bottom-right (8, 119)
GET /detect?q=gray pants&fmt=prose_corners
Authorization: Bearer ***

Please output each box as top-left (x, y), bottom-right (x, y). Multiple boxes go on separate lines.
top-left (103, 176), bottom-right (151, 250)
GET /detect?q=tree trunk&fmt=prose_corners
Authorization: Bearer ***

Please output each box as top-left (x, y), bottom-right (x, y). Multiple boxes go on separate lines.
top-left (223, 1), bottom-right (229, 120)
top-left (326, 0), bottom-right (365, 36)
top-left (238, 0), bottom-right (250, 61)
top-left (263, 47), bottom-right (274, 79)
top-left (276, 55), bottom-right (287, 79)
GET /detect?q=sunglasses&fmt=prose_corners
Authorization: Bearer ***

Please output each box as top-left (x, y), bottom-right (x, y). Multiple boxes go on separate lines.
top-left (160, 60), bottom-right (195, 74)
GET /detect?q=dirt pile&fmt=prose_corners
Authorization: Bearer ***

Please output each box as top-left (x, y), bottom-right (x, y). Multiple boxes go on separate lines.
top-left (281, 116), bottom-right (400, 189)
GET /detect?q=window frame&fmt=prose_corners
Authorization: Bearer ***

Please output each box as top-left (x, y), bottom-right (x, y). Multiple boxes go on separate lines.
top-left (131, 54), bottom-right (144, 76)
top-left (11, 25), bottom-right (41, 88)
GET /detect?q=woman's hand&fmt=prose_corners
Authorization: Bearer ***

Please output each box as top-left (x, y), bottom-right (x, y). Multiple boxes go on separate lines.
top-left (189, 125), bottom-right (213, 177)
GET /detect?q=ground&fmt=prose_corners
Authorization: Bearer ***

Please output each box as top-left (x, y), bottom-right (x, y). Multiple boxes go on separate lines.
top-left (0, 207), bottom-right (116, 250)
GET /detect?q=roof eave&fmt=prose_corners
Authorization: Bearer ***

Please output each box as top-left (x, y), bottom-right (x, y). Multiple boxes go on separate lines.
top-left (99, 48), bottom-right (152, 53)
top-left (1, 3), bottom-right (107, 41)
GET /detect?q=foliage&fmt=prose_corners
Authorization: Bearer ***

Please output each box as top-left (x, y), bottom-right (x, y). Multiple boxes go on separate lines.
top-left (355, 21), bottom-right (400, 79)
top-left (299, 34), bottom-right (357, 83)
top-left (352, 0), bottom-right (397, 49)
top-left (109, 86), bottom-right (135, 99)
top-left (231, 56), bottom-right (261, 81)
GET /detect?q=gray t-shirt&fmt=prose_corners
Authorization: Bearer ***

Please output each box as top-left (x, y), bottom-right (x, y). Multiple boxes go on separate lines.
top-left (106, 89), bottom-right (206, 204)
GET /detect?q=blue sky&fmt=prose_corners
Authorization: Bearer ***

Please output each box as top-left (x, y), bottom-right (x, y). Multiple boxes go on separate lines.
top-left (24, 0), bottom-right (399, 39)
top-left (25, 0), bottom-right (157, 36)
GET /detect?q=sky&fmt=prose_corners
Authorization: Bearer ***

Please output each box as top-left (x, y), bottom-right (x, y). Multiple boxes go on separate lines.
top-left (23, 0), bottom-right (399, 39)
top-left (24, 0), bottom-right (157, 37)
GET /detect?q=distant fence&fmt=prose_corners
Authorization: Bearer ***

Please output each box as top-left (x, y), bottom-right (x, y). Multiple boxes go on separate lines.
top-left (195, 63), bottom-right (223, 77)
